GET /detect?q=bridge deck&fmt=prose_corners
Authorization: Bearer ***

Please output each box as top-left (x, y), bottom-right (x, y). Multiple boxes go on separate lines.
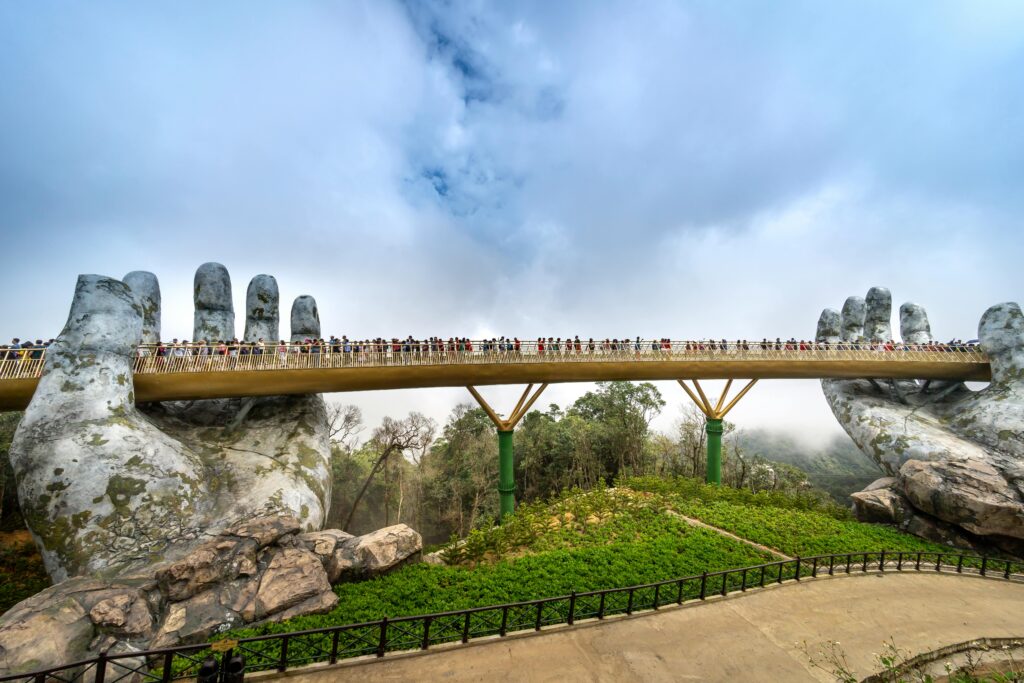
top-left (0, 344), bottom-right (990, 410)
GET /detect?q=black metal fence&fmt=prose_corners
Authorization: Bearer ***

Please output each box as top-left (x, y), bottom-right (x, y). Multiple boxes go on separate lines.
top-left (2, 550), bottom-right (1020, 682)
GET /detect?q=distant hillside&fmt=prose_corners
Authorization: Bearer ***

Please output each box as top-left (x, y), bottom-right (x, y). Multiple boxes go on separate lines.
top-left (735, 429), bottom-right (883, 504)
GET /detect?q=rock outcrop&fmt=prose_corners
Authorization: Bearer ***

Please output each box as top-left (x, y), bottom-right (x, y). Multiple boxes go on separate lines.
top-left (0, 516), bottom-right (422, 675)
top-left (818, 289), bottom-right (1024, 552)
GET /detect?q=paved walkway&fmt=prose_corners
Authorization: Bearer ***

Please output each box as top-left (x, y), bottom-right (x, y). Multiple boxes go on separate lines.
top-left (261, 572), bottom-right (1024, 682)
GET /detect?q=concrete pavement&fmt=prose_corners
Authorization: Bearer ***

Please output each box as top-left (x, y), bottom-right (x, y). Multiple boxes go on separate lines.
top-left (253, 572), bottom-right (1024, 682)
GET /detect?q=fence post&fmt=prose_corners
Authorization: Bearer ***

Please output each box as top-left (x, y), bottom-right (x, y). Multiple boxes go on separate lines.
top-left (880, 550), bottom-right (886, 571)
top-left (535, 602), bottom-right (544, 631)
top-left (161, 652), bottom-right (174, 683)
top-left (897, 552), bottom-right (903, 571)
top-left (794, 557), bottom-right (801, 581)
top-left (462, 612), bottom-right (472, 643)
top-left (720, 572), bottom-right (729, 596)
top-left (1005, 561), bottom-right (1013, 579)
top-left (626, 588), bottom-right (635, 615)
top-left (328, 629), bottom-right (341, 664)
top-left (94, 651), bottom-right (107, 683)
top-left (741, 568), bottom-right (748, 592)
top-left (981, 556), bottom-right (988, 576)
top-left (956, 555), bottom-right (964, 574)
top-left (828, 555), bottom-right (835, 576)
top-left (846, 554), bottom-right (852, 574)
top-left (598, 592), bottom-right (606, 619)
top-left (652, 585), bottom-right (660, 610)
top-left (677, 579), bottom-right (685, 604)
top-left (699, 571), bottom-right (708, 600)
top-left (759, 565), bottom-right (767, 587)
top-left (569, 591), bottom-right (577, 623)
top-left (499, 606), bottom-right (509, 636)
top-left (936, 553), bottom-right (943, 572)
top-left (377, 618), bottom-right (388, 658)
top-left (279, 634), bottom-right (290, 671)
top-left (811, 557), bottom-right (818, 578)
top-left (915, 552), bottom-right (922, 571)
top-left (421, 617), bottom-right (432, 650)
top-left (861, 553), bottom-right (868, 572)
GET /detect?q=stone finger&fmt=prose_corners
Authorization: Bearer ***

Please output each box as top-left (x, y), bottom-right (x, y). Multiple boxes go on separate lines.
top-left (244, 275), bottom-right (280, 342)
top-left (864, 286), bottom-right (892, 341)
top-left (840, 296), bottom-right (866, 342)
top-left (816, 308), bottom-right (842, 343)
top-left (193, 262), bottom-right (234, 342)
top-left (979, 302), bottom-right (1024, 385)
top-left (899, 303), bottom-right (932, 345)
top-left (290, 295), bottom-right (320, 342)
top-left (123, 271), bottom-right (161, 345)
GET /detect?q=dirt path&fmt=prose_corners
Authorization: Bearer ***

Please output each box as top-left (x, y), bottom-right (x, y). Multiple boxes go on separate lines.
top-left (665, 509), bottom-right (793, 560)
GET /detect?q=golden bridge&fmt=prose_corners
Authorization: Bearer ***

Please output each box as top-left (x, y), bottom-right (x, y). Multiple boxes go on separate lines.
top-left (0, 341), bottom-right (989, 411)
top-left (0, 339), bottom-right (990, 512)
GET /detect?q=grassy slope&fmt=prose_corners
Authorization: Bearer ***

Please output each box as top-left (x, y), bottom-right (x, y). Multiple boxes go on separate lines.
top-left (223, 479), bottom-right (962, 641)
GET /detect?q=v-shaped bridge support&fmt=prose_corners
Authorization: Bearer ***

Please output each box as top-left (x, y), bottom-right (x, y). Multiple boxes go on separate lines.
top-left (677, 379), bottom-right (758, 485)
top-left (466, 383), bottom-right (549, 520)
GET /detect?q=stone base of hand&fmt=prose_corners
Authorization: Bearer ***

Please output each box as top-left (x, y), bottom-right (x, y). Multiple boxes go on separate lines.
top-left (851, 477), bottom-right (1024, 556)
top-left (0, 516), bottom-right (422, 675)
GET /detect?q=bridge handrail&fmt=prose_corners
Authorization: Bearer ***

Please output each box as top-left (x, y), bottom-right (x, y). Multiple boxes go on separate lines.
top-left (0, 341), bottom-right (989, 381)
top-left (0, 550), bottom-right (1018, 681)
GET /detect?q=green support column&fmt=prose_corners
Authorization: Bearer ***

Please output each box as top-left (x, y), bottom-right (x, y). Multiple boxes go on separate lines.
top-left (498, 429), bottom-right (516, 519)
top-left (705, 418), bottom-right (723, 485)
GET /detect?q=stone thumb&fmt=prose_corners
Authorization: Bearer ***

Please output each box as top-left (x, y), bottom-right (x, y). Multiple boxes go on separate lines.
top-left (31, 275), bottom-right (142, 421)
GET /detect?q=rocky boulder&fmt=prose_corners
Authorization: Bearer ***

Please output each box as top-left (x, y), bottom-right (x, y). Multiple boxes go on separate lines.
top-left (331, 524), bottom-right (423, 582)
top-left (0, 516), bottom-right (422, 676)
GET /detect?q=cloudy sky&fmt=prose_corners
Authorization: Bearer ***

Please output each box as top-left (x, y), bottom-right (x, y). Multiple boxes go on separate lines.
top-left (1, 1), bottom-right (1022, 442)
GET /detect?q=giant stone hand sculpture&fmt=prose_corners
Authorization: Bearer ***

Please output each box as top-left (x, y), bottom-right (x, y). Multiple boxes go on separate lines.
top-left (9, 263), bottom-right (332, 581)
top-left (816, 287), bottom-right (1024, 551)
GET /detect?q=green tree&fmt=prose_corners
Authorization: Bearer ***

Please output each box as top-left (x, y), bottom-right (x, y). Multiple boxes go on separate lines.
top-left (567, 381), bottom-right (665, 482)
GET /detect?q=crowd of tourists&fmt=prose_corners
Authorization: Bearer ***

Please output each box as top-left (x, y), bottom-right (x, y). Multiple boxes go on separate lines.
top-left (1, 335), bottom-right (980, 365)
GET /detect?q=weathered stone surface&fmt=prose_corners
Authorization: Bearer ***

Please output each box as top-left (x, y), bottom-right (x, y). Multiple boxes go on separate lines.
top-left (0, 591), bottom-right (92, 674)
top-left (244, 274), bottom-right (280, 343)
top-left (297, 529), bottom-right (354, 577)
top-left (251, 590), bottom-right (338, 627)
top-left (818, 289), bottom-right (1024, 546)
top-left (88, 591), bottom-right (153, 637)
top-left (155, 535), bottom-right (258, 602)
top-left (225, 515), bottom-right (302, 547)
top-left (255, 547), bottom-right (331, 619)
top-left (332, 524), bottom-right (422, 582)
top-left (290, 295), bottom-right (320, 342)
top-left (900, 459), bottom-right (1024, 538)
top-left (123, 271), bottom-right (160, 346)
top-left (0, 518), bottom-right (425, 675)
top-left (850, 485), bottom-right (910, 525)
top-left (193, 262), bottom-right (234, 343)
top-left (8, 275), bottom-right (209, 581)
top-left (149, 588), bottom-right (243, 648)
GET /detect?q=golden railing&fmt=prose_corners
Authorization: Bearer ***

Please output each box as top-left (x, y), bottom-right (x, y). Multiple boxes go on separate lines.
top-left (0, 341), bottom-right (989, 380)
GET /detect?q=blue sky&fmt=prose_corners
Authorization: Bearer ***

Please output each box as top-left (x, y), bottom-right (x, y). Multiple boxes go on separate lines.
top-left (1, 1), bottom-right (1022, 440)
